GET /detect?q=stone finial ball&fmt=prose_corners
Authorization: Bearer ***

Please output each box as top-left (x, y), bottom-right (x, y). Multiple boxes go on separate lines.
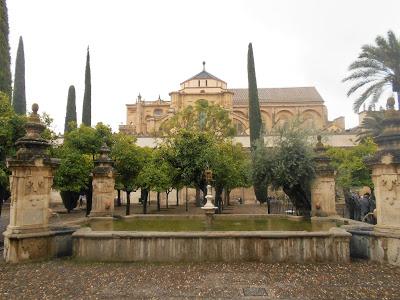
top-left (387, 97), bottom-right (395, 108)
top-left (32, 103), bottom-right (39, 113)
top-left (317, 135), bottom-right (322, 142)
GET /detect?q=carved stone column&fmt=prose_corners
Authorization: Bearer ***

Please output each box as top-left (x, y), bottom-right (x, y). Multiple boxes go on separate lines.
top-left (89, 143), bottom-right (115, 218)
top-left (368, 97), bottom-right (400, 234)
top-left (3, 104), bottom-right (59, 262)
top-left (311, 136), bottom-right (337, 217)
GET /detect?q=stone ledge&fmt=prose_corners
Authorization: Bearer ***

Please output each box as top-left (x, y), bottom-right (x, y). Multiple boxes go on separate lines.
top-left (73, 227), bottom-right (351, 239)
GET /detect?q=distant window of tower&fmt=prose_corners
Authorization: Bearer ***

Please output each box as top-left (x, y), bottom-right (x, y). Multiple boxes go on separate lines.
top-left (198, 80), bottom-right (200, 87)
top-left (154, 108), bottom-right (163, 116)
top-left (206, 80), bottom-right (208, 87)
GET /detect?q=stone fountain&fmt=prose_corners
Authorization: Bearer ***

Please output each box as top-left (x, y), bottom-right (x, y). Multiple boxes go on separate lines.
top-left (202, 187), bottom-right (217, 225)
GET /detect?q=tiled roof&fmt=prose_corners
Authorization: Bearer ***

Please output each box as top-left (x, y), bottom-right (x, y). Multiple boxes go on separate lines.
top-left (182, 70), bottom-right (226, 84)
top-left (229, 87), bottom-right (324, 105)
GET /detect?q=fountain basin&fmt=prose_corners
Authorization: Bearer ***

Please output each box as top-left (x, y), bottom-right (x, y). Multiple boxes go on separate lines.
top-left (73, 215), bottom-right (351, 263)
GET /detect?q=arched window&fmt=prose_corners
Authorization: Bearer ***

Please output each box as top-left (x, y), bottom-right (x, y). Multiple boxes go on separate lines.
top-left (153, 108), bottom-right (163, 116)
top-left (275, 110), bottom-right (293, 129)
top-left (233, 119), bottom-right (246, 135)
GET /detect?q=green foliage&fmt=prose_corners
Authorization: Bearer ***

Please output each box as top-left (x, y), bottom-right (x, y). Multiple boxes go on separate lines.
top-left (212, 140), bottom-right (251, 192)
top-left (53, 149), bottom-right (92, 193)
top-left (64, 85), bottom-right (77, 133)
top-left (0, 0), bottom-right (11, 98)
top-left (269, 122), bottom-right (316, 190)
top-left (160, 126), bottom-right (249, 211)
top-left (12, 36), bottom-right (26, 114)
top-left (55, 122), bottom-right (112, 211)
top-left (137, 148), bottom-right (173, 193)
top-left (357, 110), bottom-right (384, 142)
top-left (327, 138), bottom-right (377, 189)
top-left (53, 146), bottom-right (92, 213)
top-left (64, 123), bottom-right (112, 158)
top-left (343, 30), bottom-right (400, 111)
top-left (0, 92), bottom-right (26, 198)
top-left (82, 47), bottom-right (91, 126)
top-left (111, 132), bottom-right (147, 192)
top-left (248, 43), bottom-right (266, 204)
top-left (247, 43), bottom-right (262, 146)
top-left (252, 120), bottom-right (316, 215)
top-left (0, 92), bottom-right (26, 160)
top-left (161, 128), bottom-right (216, 190)
top-left (161, 99), bottom-right (235, 138)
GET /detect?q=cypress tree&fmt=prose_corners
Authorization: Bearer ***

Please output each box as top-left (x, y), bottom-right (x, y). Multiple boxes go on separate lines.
top-left (248, 43), bottom-right (269, 210)
top-left (82, 47), bottom-right (91, 126)
top-left (64, 85), bottom-right (77, 133)
top-left (0, 0), bottom-right (12, 99)
top-left (12, 36), bottom-right (26, 114)
top-left (247, 43), bottom-right (262, 148)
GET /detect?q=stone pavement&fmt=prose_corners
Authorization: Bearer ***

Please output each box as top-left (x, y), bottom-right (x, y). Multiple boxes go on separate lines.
top-left (0, 259), bottom-right (399, 299)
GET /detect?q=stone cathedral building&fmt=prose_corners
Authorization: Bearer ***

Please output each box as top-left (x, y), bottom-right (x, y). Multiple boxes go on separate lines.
top-left (119, 63), bottom-right (345, 136)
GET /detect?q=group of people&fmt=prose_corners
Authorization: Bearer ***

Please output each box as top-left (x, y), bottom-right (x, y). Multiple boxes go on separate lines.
top-left (346, 192), bottom-right (376, 224)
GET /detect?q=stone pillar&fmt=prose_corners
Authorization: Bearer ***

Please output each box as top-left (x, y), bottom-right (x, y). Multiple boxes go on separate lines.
top-left (369, 97), bottom-right (400, 234)
top-left (3, 104), bottom-right (59, 262)
top-left (311, 136), bottom-right (337, 217)
top-left (89, 143), bottom-right (115, 218)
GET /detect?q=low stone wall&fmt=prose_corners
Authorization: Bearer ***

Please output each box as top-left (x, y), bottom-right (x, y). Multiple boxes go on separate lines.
top-left (73, 227), bottom-right (351, 263)
top-left (348, 227), bottom-right (400, 266)
top-left (3, 226), bottom-right (78, 263)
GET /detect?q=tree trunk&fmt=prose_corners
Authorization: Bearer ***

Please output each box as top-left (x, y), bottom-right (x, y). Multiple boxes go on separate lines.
top-left (166, 191), bottom-right (170, 209)
top-left (157, 192), bottom-right (160, 211)
top-left (142, 189), bottom-right (149, 214)
top-left (227, 190), bottom-right (231, 206)
top-left (126, 191), bottom-right (131, 216)
top-left (282, 185), bottom-right (311, 218)
top-left (195, 187), bottom-right (201, 207)
top-left (85, 179), bottom-right (93, 217)
top-left (215, 185), bottom-right (223, 214)
top-left (266, 197), bottom-right (271, 214)
top-left (185, 187), bottom-right (188, 212)
top-left (117, 189), bottom-right (121, 207)
top-left (176, 188), bottom-right (179, 206)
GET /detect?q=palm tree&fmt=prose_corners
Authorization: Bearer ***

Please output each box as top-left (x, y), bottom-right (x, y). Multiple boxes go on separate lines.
top-left (356, 110), bottom-right (385, 142)
top-left (343, 30), bottom-right (400, 112)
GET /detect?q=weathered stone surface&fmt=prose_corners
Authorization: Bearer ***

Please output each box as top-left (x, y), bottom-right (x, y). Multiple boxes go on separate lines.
top-left (311, 136), bottom-right (337, 217)
top-left (73, 227), bottom-right (351, 263)
top-left (89, 144), bottom-right (115, 217)
top-left (348, 227), bottom-right (400, 266)
top-left (367, 99), bottom-right (400, 235)
top-left (3, 104), bottom-right (60, 262)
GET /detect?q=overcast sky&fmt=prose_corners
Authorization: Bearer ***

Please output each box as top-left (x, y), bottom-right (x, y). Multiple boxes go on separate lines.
top-left (7, 0), bottom-right (400, 133)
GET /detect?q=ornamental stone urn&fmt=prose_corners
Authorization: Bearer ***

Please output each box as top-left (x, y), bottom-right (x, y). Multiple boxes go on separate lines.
top-left (310, 135), bottom-right (337, 217)
top-left (367, 97), bottom-right (400, 234)
top-left (3, 104), bottom-right (60, 263)
top-left (89, 143), bottom-right (116, 218)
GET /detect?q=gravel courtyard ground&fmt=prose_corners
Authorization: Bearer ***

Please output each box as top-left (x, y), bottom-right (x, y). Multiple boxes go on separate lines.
top-left (0, 259), bottom-right (399, 299)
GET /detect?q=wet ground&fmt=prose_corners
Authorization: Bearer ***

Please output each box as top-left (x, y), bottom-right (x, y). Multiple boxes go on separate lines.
top-left (0, 259), bottom-right (399, 299)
